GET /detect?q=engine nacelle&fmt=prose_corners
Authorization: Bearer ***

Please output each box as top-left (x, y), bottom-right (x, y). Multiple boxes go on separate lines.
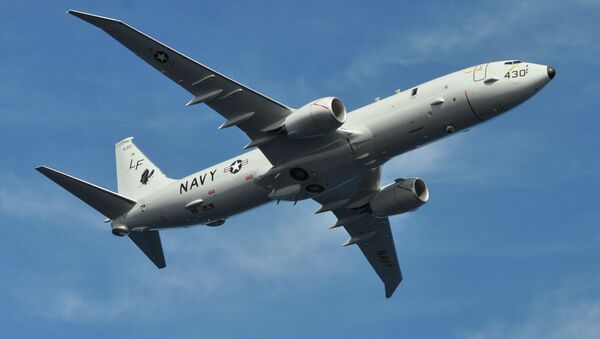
top-left (370, 178), bottom-right (429, 218)
top-left (111, 225), bottom-right (130, 237)
top-left (285, 97), bottom-right (346, 138)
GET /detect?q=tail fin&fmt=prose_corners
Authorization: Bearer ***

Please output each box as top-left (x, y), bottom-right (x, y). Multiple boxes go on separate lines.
top-left (115, 137), bottom-right (174, 199)
top-left (36, 166), bottom-right (136, 219)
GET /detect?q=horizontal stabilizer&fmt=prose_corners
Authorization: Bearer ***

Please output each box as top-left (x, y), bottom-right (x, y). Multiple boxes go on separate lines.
top-left (36, 166), bottom-right (136, 219)
top-left (129, 231), bottom-right (166, 268)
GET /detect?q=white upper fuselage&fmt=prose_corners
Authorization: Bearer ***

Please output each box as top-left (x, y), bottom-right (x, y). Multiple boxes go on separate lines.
top-left (117, 60), bottom-right (553, 230)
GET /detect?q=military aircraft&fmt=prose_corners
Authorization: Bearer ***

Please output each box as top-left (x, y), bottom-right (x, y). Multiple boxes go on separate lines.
top-left (37, 10), bottom-right (556, 298)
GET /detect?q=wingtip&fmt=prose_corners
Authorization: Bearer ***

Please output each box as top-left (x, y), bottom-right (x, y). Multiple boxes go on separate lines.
top-left (385, 277), bottom-right (402, 299)
top-left (35, 165), bottom-right (50, 173)
top-left (36, 166), bottom-right (70, 180)
top-left (385, 284), bottom-right (398, 299)
top-left (66, 9), bottom-right (88, 18)
top-left (66, 9), bottom-right (121, 25)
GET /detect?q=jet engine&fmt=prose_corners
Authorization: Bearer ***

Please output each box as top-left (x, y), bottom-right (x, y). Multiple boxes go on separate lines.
top-left (285, 97), bottom-right (346, 138)
top-left (370, 178), bottom-right (429, 218)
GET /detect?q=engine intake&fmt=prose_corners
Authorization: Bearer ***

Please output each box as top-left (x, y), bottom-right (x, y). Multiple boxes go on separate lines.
top-left (370, 178), bottom-right (429, 218)
top-left (285, 97), bottom-right (346, 138)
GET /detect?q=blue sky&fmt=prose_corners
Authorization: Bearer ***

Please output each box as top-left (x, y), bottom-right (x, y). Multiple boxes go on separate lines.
top-left (2, 0), bottom-right (600, 338)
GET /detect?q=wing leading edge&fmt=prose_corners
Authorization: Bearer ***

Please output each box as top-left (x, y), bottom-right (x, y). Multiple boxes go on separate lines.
top-left (314, 168), bottom-right (403, 298)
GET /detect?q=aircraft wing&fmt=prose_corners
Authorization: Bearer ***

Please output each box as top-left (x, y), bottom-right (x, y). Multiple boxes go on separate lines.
top-left (314, 168), bottom-right (403, 298)
top-left (68, 10), bottom-right (294, 163)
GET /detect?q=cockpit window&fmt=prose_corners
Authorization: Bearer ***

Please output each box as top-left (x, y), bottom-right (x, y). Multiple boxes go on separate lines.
top-left (504, 60), bottom-right (522, 65)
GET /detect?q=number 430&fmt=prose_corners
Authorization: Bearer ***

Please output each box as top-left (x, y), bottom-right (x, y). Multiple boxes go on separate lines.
top-left (505, 68), bottom-right (529, 79)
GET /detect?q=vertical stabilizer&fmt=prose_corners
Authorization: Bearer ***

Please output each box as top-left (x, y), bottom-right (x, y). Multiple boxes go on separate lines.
top-left (115, 137), bottom-right (173, 199)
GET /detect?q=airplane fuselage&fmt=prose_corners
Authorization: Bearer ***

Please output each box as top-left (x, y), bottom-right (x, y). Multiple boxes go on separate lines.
top-left (116, 60), bottom-right (554, 231)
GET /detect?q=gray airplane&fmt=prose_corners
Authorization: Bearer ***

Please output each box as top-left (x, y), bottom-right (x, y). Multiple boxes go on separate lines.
top-left (38, 10), bottom-right (555, 298)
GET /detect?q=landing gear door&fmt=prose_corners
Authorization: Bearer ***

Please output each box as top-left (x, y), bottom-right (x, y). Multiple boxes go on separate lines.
top-left (473, 63), bottom-right (488, 81)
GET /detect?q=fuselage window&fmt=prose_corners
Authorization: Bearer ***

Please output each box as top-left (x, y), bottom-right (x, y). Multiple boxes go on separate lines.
top-left (411, 88), bottom-right (418, 96)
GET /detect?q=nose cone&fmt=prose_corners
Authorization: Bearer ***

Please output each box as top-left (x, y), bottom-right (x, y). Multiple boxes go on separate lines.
top-left (547, 66), bottom-right (556, 80)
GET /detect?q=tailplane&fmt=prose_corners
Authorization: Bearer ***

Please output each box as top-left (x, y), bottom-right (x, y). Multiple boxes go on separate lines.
top-left (129, 231), bottom-right (166, 268)
top-left (115, 137), bottom-right (174, 199)
top-left (36, 166), bottom-right (136, 219)
top-left (37, 160), bottom-right (167, 269)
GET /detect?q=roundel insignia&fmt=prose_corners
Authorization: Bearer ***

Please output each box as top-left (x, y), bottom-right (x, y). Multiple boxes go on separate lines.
top-left (224, 159), bottom-right (249, 174)
top-left (154, 51), bottom-right (169, 63)
top-left (229, 160), bottom-right (243, 174)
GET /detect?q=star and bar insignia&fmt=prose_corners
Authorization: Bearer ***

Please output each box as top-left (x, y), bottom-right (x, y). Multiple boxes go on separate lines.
top-left (224, 159), bottom-right (248, 174)
top-left (154, 51), bottom-right (169, 63)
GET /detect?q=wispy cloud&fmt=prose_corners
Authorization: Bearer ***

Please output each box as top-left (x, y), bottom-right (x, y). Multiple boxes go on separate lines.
top-left (336, 0), bottom-right (600, 88)
top-left (382, 138), bottom-right (461, 183)
top-left (12, 272), bottom-right (139, 322)
top-left (0, 170), bottom-right (100, 228)
top-left (463, 282), bottom-right (600, 339)
top-left (162, 203), bottom-right (349, 281)
top-left (50, 290), bottom-right (135, 322)
top-left (14, 203), bottom-right (354, 322)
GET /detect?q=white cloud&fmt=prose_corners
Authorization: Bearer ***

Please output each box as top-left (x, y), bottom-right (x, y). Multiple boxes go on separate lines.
top-left (15, 203), bottom-right (356, 322)
top-left (382, 139), bottom-right (459, 183)
top-left (0, 170), bottom-right (100, 228)
top-left (337, 0), bottom-right (600, 88)
top-left (463, 285), bottom-right (600, 339)
top-left (13, 277), bottom-right (138, 322)
top-left (162, 203), bottom-right (349, 281)
top-left (52, 290), bottom-right (135, 322)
